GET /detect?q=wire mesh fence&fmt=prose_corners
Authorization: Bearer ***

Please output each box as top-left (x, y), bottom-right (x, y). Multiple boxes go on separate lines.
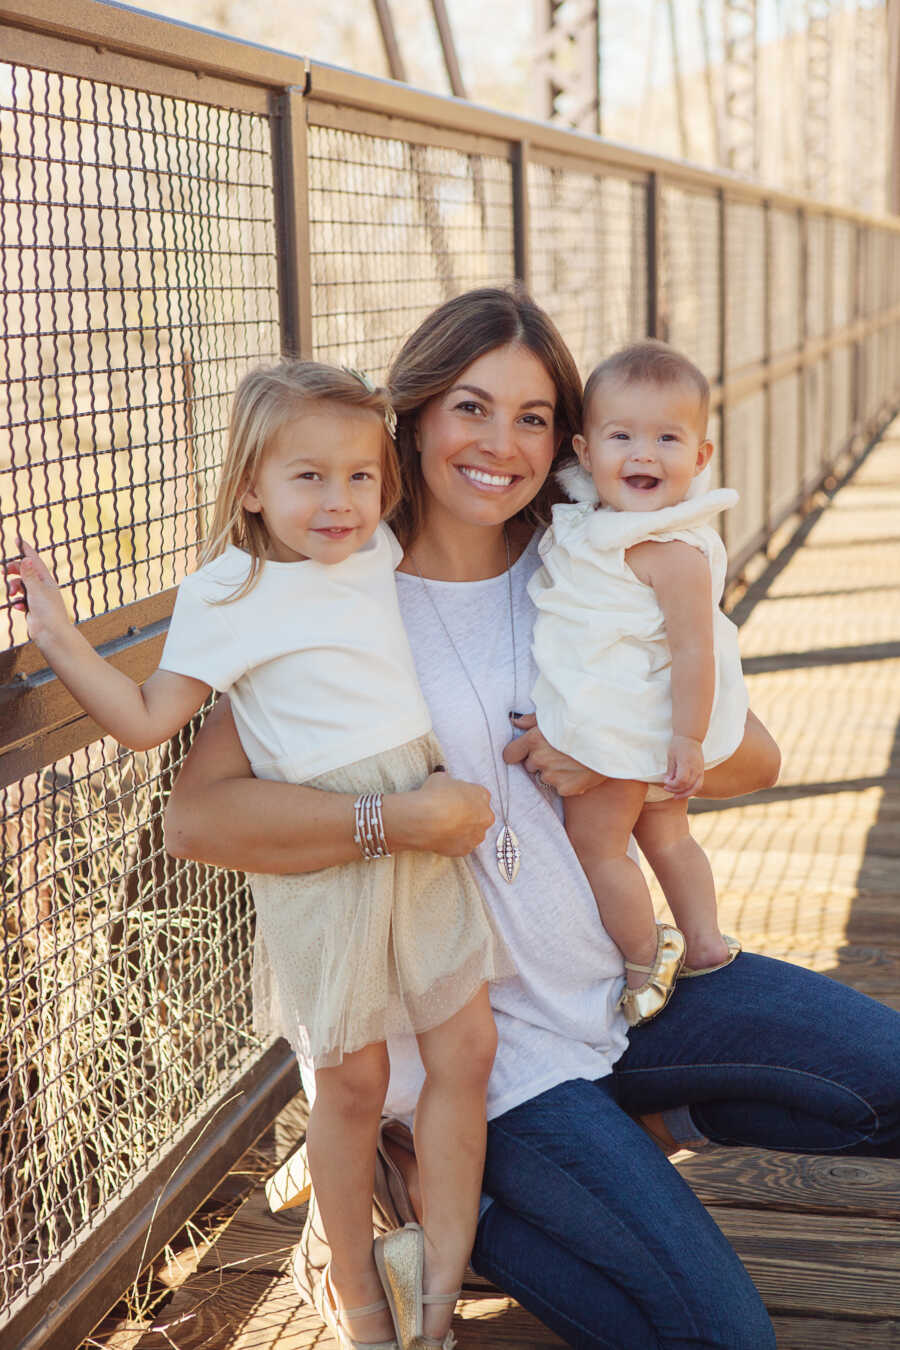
top-left (0, 62), bottom-right (281, 650)
top-left (1, 721), bottom-right (257, 1319)
top-left (659, 185), bottom-right (721, 382)
top-left (528, 162), bottom-right (648, 373)
top-left (308, 125), bottom-right (515, 374)
top-left (2, 8), bottom-right (900, 1345)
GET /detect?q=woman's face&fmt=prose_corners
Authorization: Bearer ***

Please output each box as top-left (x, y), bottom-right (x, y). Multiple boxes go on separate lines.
top-left (414, 343), bottom-right (559, 533)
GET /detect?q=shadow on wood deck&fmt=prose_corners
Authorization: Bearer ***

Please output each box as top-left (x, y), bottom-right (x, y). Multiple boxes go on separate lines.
top-left (102, 428), bottom-right (900, 1349)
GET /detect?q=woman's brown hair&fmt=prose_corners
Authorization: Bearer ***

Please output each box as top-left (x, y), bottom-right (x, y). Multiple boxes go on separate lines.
top-left (387, 285), bottom-right (583, 548)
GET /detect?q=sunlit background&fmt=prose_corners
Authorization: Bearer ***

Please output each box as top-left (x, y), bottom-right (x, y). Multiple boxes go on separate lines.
top-left (145, 0), bottom-right (892, 211)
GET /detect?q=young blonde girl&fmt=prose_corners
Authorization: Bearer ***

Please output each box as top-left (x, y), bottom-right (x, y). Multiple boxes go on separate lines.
top-left (528, 341), bottom-right (751, 1028)
top-left (8, 361), bottom-right (511, 1350)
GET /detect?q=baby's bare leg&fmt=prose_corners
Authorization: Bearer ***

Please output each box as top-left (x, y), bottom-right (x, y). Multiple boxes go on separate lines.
top-left (564, 778), bottom-right (658, 986)
top-left (634, 797), bottom-right (729, 971)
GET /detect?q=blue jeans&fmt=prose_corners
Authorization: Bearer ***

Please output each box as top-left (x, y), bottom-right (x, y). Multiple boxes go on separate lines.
top-left (470, 954), bottom-right (900, 1348)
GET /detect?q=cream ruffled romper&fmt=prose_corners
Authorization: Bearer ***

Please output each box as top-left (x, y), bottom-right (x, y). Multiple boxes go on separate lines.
top-left (160, 524), bottom-right (510, 1068)
top-left (528, 468), bottom-right (749, 789)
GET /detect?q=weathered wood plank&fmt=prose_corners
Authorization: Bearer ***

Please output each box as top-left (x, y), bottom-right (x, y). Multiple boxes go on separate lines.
top-left (709, 1207), bottom-right (900, 1319)
top-left (769, 1316), bottom-right (900, 1348)
top-left (133, 1271), bottom-right (322, 1350)
top-left (195, 1187), bottom-right (298, 1276)
top-left (456, 1293), bottom-right (567, 1344)
top-left (135, 1268), bottom-right (566, 1349)
top-left (675, 1149), bottom-right (900, 1220)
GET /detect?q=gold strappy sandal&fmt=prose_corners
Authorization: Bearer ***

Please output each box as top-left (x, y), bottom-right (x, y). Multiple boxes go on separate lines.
top-left (617, 923), bottom-right (685, 1027)
top-left (314, 1260), bottom-right (399, 1350)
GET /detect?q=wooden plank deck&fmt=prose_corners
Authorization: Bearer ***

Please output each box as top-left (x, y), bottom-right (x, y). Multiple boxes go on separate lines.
top-left (103, 428), bottom-right (900, 1349)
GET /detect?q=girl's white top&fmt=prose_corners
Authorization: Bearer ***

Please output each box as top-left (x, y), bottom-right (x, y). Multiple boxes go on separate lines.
top-left (527, 478), bottom-right (749, 782)
top-left (355, 536), bottom-right (630, 1123)
top-left (158, 523), bottom-right (432, 782)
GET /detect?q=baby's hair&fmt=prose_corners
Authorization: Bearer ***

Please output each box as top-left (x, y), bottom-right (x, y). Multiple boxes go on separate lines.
top-left (583, 340), bottom-right (710, 435)
top-left (200, 360), bottom-right (401, 600)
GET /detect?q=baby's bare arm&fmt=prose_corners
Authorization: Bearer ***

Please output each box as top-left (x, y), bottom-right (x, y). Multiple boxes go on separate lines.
top-left (626, 539), bottom-right (714, 796)
top-left (624, 545), bottom-right (781, 798)
top-left (7, 541), bottom-right (210, 750)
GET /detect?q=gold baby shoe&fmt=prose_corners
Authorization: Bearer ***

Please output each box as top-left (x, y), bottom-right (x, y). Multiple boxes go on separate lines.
top-left (617, 923), bottom-right (686, 1028)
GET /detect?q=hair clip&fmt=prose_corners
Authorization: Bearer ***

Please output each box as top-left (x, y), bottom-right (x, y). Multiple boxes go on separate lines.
top-left (344, 366), bottom-right (398, 439)
top-left (344, 365), bottom-right (375, 392)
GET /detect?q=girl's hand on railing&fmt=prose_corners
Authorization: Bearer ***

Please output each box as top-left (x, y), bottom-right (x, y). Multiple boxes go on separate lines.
top-left (5, 540), bottom-right (73, 651)
top-left (385, 768), bottom-right (494, 856)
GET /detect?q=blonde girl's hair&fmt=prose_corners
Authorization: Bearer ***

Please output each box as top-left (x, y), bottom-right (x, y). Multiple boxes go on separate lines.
top-left (387, 285), bottom-right (583, 549)
top-left (199, 360), bottom-right (402, 601)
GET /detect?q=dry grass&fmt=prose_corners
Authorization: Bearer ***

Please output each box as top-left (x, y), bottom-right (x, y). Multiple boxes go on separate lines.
top-left (0, 728), bottom-right (260, 1322)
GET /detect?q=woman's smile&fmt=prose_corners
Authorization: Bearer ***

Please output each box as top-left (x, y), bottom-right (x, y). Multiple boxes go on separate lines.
top-left (456, 464), bottom-right (518, 490)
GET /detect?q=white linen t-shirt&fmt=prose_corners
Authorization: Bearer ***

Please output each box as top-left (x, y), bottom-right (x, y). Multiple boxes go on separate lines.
top-left (373, 535), bottom-right (630, 1123)
top-left (158, 524), bottom-right (432, 782)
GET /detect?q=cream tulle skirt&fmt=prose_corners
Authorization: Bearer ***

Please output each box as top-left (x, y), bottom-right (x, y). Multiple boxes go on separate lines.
top-left (249, 731), bottom-right (512, 1068)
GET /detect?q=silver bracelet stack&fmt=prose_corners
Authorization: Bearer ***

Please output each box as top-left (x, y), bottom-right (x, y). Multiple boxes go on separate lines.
top-left (353, 792), bottom-right (391, 860)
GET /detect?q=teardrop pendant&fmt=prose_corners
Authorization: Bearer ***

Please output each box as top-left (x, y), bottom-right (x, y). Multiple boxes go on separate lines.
top-left (496, 824), bottom-right (521, 884)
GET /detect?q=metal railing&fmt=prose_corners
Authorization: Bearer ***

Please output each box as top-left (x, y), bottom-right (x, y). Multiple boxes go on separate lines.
top-left (1, 2), bottom-right (899, 1345)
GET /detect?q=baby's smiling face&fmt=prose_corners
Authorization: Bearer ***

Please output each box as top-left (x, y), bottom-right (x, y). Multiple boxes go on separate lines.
top-left (574, 376), bottom-right (713, 512)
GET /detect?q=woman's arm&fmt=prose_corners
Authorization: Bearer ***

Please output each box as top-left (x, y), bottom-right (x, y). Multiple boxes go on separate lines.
top-left (696, 709), bottom-right (780, 797)
top-left (164, 697), bottom-right (495, 872)
top-left (507, 709), bottom-right (780, 800)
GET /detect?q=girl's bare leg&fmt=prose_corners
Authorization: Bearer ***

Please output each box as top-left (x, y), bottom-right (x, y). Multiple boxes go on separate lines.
top-left (564, 778), bottom-right (656, 987)
top-left (634, 797), bottom-right (730, 971)
top-left (414, 985), bottom-right (497, 1341)
top-left (306, 1042), bottom-right (395, 1343)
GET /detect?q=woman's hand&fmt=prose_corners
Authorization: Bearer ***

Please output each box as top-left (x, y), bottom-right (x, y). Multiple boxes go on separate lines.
top-left (385, 769), bottom-right (494, 856)
top-left (503, 714), bottom-right (605, 797)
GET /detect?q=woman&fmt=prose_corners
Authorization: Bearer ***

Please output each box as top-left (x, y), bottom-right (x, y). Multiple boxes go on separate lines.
top-left (165, 287), bottom-right (900, 1349)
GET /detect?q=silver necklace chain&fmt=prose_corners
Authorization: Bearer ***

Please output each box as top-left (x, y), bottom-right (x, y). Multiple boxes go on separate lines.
top-left (409, 530), bottom-right (521, 883)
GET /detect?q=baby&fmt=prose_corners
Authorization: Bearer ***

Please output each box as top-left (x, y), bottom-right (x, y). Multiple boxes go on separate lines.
top-left (528, 340), bottom-right (751, 1026)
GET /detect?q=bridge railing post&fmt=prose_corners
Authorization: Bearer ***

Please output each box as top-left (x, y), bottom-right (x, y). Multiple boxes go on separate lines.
top-left (272, 83), bottom-right (314, 360)
top-left (512, 138), bottom-right (531, 290)
top-left (646, 170), bottom-right (663, 341)
top-left (717, 185), bottom-right (729, 556)
top-left (762, 194), bottom-right (773, 550)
